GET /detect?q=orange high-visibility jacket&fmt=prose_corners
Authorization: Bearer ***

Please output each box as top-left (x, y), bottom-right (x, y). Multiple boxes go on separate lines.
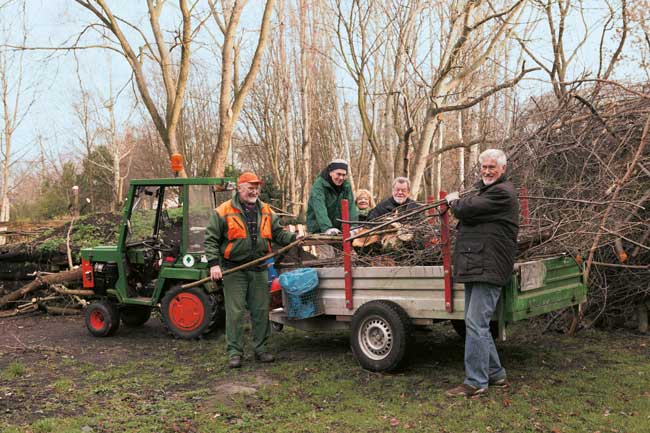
top-left (204, 194), bottom-right (295, 266)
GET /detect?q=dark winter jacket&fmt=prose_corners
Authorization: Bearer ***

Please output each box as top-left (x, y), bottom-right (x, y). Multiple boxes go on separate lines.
top-left (367, 197), bottom-right (420, 220)
top-left (306, 175), bottom-right (358, 233)
top-left (449, 176), bottom-right (519, 287)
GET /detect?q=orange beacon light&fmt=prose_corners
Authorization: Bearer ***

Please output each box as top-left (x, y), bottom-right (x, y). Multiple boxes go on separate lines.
top-left (170, 153), bottom-right (183, 176)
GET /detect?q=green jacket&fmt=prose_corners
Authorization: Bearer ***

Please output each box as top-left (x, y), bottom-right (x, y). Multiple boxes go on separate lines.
top-left (306, 175), bottom-right (358, 233)
top-left (204, 194), bottom-right (296, 268)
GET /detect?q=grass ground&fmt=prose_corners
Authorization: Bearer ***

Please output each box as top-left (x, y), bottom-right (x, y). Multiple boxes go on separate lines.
top-left (1, 315), bottom-right (649, 433)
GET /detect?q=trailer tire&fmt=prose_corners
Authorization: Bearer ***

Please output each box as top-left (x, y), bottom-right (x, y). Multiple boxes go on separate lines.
top-left (85, 301), bottom-right (120, 337)
top-left (451, 319), bottom-right (499, 340)
top-left (350, 300), bottom-right (411, 372)
top-left (161, 286), bottom-right (216, 339)
top-left (120, 305), bottom-right (152, 327)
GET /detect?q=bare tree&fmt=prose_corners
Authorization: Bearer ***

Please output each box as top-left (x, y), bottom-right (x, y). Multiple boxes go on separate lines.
top-left (409, 0), bottom-right (534, 197)
top-left (1, 0), bottom-right (35, 223)
top-left (74, 0), bottom-right (197, 177)
top-left (207, 0), bottom-right (277, 177)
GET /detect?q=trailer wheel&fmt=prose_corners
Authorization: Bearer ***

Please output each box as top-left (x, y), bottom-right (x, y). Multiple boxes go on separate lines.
top-left (271, 321), bottom-right (284, 332)
top-left (120, 305), bottom-right (152, 327)
top-left (161, 286), bottom-right (216, 339)
top-left (451, 320), bottom-right (499, 340)
top-left (350, 300), bottom-right (411, 372)
top-left (85, 301), bottom-right (120, 337)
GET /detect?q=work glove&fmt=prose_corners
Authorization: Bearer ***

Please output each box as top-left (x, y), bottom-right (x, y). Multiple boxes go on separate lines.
top-left (349, 228), bottom-right (362, 237)
top-left (210, 265), bottom-right (223, 281)
top-left (325, 227), bottom-right (342, 236)
top-left (445, 191), bottom-right (460, 204)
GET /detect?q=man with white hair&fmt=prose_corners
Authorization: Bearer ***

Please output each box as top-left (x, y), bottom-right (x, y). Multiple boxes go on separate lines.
top-left (444, 149), bottom-right (519, 398)
top-left (367, 176), bottom-right (420, 220)
top-left (205, 172), bottom-right (298, 368)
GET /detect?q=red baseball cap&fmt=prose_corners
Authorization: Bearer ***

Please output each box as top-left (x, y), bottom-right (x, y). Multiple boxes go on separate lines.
top-left (237, 172), bottom-right (263, 186)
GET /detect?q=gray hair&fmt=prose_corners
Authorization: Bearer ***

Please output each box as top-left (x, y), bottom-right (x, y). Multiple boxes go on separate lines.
top-left (392, 176), bottom-right (410, 190)
top-left (479, 149), bottom-right (507, 167)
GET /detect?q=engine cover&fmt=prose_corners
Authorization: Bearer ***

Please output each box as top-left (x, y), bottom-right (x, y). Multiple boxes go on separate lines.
top-left (93, 262), bottom-right (119, 294)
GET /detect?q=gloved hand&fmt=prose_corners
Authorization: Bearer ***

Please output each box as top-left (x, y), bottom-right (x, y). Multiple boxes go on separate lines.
top-left (445, 191), bottom-right (460, 204)
top-left (325, 227), bottom-right (342, 236)
top-left (294, 234), bottom-right (305, 241)
top-left (349, 228), bottom-right (362, 237)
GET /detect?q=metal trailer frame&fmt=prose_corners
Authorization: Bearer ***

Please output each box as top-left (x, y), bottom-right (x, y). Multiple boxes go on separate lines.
top-left (269, 194), bottom-right (586, 371)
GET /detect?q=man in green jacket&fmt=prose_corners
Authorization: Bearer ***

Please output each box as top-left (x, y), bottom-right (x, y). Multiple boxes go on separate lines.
top-left (205, 172), bottom-right (297, 368)
top-left (307, 159), bottom-right (358, 235)
top-left (306, 159), bottom-right (358, 258)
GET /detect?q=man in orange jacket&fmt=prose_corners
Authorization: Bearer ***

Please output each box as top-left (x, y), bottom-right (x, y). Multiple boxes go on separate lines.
top-left (205, 172), bottom-right (297, 368)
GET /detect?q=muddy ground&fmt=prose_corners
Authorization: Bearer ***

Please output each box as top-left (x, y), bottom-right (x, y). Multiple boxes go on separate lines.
top-left (2, 313), bottom-right (650, 433)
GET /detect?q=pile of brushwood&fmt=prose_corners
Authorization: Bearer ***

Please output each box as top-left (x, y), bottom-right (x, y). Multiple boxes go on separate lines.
top-left (300, 82), bottom-right (649, 330)
top-left (506, 82), bottom-right (649, 329)
top-left (0, 213), bottom-right (120, 317)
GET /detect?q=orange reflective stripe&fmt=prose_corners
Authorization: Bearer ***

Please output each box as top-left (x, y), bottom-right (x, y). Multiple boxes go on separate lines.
top-left (260, 204), bottom-right (273, 239)
top-left (224, 242), bottom-right (234, 259)
top-left (216, 200), bottom-right (247, 240)
top-left (225, 215), bottom-right (247, 240)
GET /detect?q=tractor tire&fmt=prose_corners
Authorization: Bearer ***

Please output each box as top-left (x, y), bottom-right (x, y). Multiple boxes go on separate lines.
top-left (120, 305), bottom-right (152, 327)
top-left (451, 319), bottom-right (499, 340)
top-left (160, 286), bottom-right (216, 339)
top-left (350, 300), bottom-right (412, 372)
top-left (84, 301), bottom-right (121, 337)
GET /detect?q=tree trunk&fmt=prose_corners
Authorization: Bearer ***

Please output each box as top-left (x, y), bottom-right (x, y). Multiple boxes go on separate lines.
top-left (0, 268), bottom-right (83, 309)
top-left (299, 0), bottom-right (311, 218)
top-left (209, 0), bottom-right (277, 177)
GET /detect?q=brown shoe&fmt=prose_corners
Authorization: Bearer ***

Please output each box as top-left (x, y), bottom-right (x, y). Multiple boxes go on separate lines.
top-left (446, 383), bottom-right (487, 398)
top-left (489, 378), bottom-right (509, 389)
top-left (255, 352), bottom-right (275, 363)
top-left (228, 355), bottom-right (242, 368)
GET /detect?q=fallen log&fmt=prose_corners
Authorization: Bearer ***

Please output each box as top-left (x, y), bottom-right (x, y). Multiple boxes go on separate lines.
top-left (0, 268), bottom-right (83, 309)
top-left (42, 305), bottom-right (82, 315)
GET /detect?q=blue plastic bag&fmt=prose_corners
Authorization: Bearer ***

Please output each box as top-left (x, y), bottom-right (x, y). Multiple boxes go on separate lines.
top-left (279, 268), bottom-right (319, 319)
top-left (279, 268), bottom-right (319, 295)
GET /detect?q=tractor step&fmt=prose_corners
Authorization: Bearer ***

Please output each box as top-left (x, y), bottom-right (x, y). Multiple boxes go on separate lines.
top-left (123, 296), bottom-right (155, 306)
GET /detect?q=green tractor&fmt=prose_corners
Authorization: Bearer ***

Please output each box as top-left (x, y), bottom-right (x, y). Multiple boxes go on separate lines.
top-left (80, 177), bottom-right (235, 339)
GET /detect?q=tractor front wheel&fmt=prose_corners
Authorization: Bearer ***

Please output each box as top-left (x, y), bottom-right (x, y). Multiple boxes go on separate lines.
top-left (84, 301), bottom-right (120, 337)
top-left (160, 286), bottom-right (216, 339)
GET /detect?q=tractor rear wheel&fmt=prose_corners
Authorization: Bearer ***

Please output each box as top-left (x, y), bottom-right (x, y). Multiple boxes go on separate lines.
top-left (160, 286), bottom-right (216, 339)
top-left (120, 305), bottom-right (152, 327)
top-left (85, 301), bottom-right (120, 337)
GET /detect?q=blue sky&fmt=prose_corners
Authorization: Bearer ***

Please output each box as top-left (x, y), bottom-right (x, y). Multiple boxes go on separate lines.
top-left (3, 1), bottom-right (644, 169)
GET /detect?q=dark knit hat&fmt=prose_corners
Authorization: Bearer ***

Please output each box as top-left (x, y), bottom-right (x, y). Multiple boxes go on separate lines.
top-left (327, 158), bottom-right (348, 173)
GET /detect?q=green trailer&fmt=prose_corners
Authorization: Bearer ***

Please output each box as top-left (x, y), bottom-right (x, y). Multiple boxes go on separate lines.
top-left (270, 199), bottom-right (587, 372)
top-left (269, 256), bottom-right (586, 372)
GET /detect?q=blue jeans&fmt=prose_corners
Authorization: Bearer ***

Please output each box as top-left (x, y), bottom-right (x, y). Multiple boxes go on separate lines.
top-left (463, 282), bottom-right (506, 389)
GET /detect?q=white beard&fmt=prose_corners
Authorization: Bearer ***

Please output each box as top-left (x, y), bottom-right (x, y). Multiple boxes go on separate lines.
top-left (482, 177), bottom-right (496, 186)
